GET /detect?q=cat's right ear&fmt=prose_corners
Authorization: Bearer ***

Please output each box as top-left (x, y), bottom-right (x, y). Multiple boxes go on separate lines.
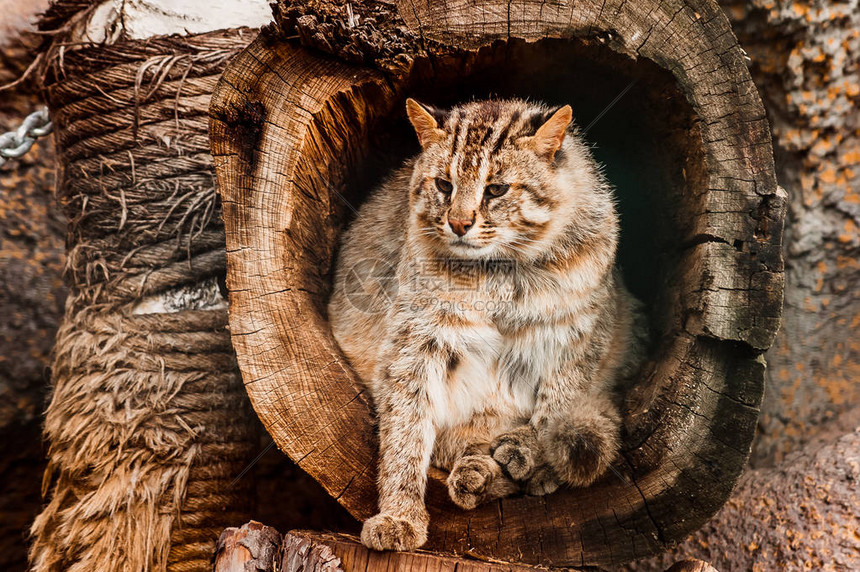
top-left (525, 105), bottom-right (573, 160)
top-left (406, 99), bottom-right (447, 148)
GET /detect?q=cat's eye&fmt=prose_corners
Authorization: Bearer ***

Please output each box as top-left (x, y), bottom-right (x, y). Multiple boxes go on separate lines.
top-left (435, 177), bottom-right (453, 194)
top-left (484, 183), bottom-right (510, 197)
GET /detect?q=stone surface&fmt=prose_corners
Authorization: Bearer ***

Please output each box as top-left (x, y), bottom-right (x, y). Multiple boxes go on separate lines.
top-left (0, 1), bottom-right (64, 569)
top-left (624, 424), bottom-right (860, 571)
top-left (718, 0), bottom-right (860, 468)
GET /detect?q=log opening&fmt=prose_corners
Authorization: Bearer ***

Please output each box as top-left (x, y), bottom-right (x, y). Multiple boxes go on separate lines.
top-left (210, 0), bottom-right (786, 567)
top-left (342, 37), bottom-right (700, 337)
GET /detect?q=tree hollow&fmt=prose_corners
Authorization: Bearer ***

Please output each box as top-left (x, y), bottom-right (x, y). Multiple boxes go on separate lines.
top-left (209, 0), bottom-right (786, 567)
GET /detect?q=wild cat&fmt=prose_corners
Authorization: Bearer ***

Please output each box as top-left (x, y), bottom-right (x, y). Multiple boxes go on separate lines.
top-left (328, 98), bottom-right (646, 551)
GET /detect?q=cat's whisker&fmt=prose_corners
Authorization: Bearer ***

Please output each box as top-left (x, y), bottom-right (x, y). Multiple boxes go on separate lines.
top-left (503, 243), bottom-right (534, 256)
top-left (415, 229), bottom-right (442, 237)
top-left (507, 236), bottom-right (540, 245)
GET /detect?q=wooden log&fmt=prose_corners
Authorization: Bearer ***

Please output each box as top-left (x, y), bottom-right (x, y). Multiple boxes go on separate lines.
top-left (716, 0), bottom-right (860, 469)
top-left (214, 521), bottom-right (283, 572)
top-left (281, 531), bottom-right (556, 572)
top-left (213, 525), bottom-right (723, 572)
top-left (209, 0), bottom-right (785, 567)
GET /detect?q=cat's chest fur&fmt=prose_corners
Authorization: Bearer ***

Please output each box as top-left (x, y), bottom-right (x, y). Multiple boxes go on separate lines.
top-left (427, 290), bottom-right (578, 431)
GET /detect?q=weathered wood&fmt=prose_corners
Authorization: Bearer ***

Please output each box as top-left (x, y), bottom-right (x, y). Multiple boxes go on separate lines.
top-left (215, 526), bottom-right (723, 572)
top-left (214, 521), bottom-right (283, 572)
top-left (716, 0), bottom-right (860, 468)
top-left (209, 0), bottom-right (784, 567)
top-left (281, 530), bottom-right (556, 572)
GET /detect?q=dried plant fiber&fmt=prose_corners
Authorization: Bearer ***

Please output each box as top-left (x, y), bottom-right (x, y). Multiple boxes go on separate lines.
top-left (28, 9), bottom-right (258, 571)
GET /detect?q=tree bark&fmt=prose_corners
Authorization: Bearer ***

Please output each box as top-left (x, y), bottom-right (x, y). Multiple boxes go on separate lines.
top-left (664, 562), bottom-right (718, 572)
top-left (624, 417), bottom-right (860, 571)
top-left (213, 521), bottom-right (283, 572)
top-left (12, 0), bottom-right (854, 569)
top-left (622, 2), bottom-right (859, 566)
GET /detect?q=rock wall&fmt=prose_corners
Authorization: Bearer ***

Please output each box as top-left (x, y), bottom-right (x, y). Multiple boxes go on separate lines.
top-left (0, 1), bottom-right (62, 569)
top-left (718, 0), bottom-right (860, 467)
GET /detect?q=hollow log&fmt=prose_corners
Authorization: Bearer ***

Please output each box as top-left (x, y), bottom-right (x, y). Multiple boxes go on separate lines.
top-left (716, 0), bottom-right (860, 468)
top-left (210, 0), bottom-right (785, 568)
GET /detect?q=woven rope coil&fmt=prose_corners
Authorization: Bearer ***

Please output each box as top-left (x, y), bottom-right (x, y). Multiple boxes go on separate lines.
top-left (29, 29), bottom-right (258, 572)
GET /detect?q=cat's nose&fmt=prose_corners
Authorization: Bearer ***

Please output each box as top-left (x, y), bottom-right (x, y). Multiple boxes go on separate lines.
top-left (449, 215), bottom-right (475, 237)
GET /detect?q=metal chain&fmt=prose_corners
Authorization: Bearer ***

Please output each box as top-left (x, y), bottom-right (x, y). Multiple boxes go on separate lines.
top-left (0, 107), bottom-right (53, 168)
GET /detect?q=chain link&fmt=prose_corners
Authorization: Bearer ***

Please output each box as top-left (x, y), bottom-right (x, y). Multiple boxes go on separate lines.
top-left (0, 107), bottom-right (53, 168)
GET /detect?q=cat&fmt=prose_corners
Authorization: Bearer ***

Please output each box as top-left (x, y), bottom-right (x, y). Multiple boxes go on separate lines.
top-left (328, 98), bottom-right (646, 552)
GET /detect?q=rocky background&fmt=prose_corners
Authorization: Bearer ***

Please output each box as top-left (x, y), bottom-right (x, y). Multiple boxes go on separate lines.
top-left (624, 2), bottom-right (860, 568)
top-left (0, 0), bottom-right (856, 570)
top-left (0, 1), bottom-right (61, 570)
top-left (721, 0), bottom-right (859, 470)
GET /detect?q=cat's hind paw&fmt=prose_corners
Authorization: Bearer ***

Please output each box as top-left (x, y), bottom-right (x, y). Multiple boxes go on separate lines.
top-left (543, 417), bottom-right (620, 488)
top-left (523, 464), bottom-right (560, 496)
top-left (490, 426), bottom-right (540, 481)
top-left (361, 513), bottom-right (427, 551)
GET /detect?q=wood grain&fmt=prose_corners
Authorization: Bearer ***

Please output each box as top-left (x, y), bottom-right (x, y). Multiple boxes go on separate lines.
top-left (209, 0), bottom-right (784, 567)
top-left (214, 521), bottom-right (282, 572)
top-left (214, 525), bottom-right (722, 572)
top-left (282, 531), bottom-right (555, 572)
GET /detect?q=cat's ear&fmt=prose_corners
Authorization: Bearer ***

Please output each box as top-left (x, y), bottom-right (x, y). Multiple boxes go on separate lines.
top-left (406, 98), bottom-right (447, 148)
top-left (526, 105), bottom-right (573, 160)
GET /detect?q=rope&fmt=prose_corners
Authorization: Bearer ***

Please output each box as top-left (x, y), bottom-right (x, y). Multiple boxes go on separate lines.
top-left (29, 29), bottom-right (258, 572)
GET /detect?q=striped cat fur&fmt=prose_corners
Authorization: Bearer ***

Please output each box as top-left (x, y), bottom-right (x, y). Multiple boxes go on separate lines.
top-left (329, 98), bottom-right (646, 551)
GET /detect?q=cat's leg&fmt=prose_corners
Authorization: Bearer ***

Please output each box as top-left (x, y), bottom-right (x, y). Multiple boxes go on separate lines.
top-left (446, 443), bottom-right (518, 509)
top-left (496, 398), bottom-right (620, 492)
top-left (526, 303), bottom-right (625, 489)
top-left (495, 407), bottom-right (620, 491)
top-left (361, 392), bottom-right (434, 551)
top-left (361, 331), bottom-right (449, 551)
top-left (523, 463), bottom-right (561, 495)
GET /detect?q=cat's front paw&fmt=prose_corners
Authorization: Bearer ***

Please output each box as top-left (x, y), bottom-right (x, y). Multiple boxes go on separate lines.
top-left (543, 417), bottom-right (620, 488)
top-left (447, 455), bottom-right (496, 509)
top-left (490, 427), bottom-right (540, 481)
top-left (361, 513), bottom-right (427, 551)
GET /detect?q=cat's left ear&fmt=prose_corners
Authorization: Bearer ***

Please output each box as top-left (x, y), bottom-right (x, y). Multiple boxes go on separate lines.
top-left (527, 105), bottom-right (573, 160)
top-left (406, 98), bottom-right (447, 149)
